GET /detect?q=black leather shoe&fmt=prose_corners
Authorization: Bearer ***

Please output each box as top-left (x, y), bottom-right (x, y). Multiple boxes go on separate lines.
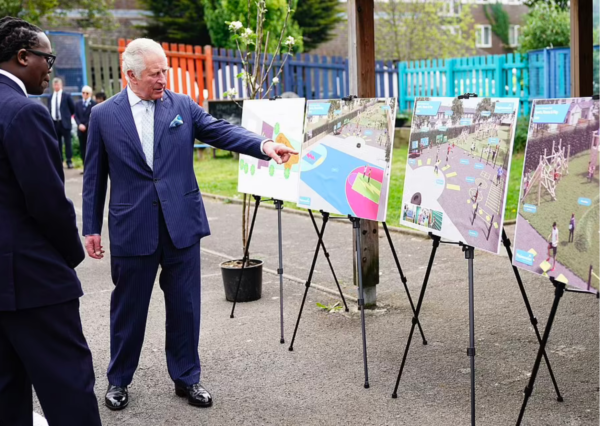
top-left (67, 162), bottom-right (74, 169)
top-left (105, 384), bottom-right (128, 410)
top-left (175, 383), bottom-right (213, 407)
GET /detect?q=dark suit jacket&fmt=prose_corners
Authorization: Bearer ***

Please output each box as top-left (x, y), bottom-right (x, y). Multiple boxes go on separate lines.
top-left (48, 91), bottom-right (75, 129)
top-left (0, 75), bottom-right (84, 311)
top-left (74, 99), bottom-right (96, 128)
top-left (82, 88), bottom-right (269, 257)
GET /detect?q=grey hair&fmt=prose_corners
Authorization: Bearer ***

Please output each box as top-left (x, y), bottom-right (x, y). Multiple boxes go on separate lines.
top-left (52, 77), bottom-right (62, 85)
top-left (122, 38), bottom-right (166, 82)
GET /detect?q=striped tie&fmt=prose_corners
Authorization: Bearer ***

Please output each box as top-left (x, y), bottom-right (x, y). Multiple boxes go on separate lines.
top-left (141, 100), bottom-right (154, 170)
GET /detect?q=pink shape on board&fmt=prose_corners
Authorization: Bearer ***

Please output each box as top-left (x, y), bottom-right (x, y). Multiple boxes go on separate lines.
top-left (345, 166), bottom-right (384, 220)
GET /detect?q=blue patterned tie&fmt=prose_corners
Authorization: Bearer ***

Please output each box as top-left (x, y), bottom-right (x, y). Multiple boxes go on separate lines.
top-left (141, 100), bottom-right (154, 170)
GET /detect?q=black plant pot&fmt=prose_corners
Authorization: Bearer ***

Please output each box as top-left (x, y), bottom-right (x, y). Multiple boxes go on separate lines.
top-left (395, 117), bottom-right (407, 128)
top-left (220, 259), bottom-right (263, 302)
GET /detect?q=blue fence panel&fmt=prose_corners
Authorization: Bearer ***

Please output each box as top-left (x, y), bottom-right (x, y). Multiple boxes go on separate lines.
top-left (397, 47), bottom-right (600, 117)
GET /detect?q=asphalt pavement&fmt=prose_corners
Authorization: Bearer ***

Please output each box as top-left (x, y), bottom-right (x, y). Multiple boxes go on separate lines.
top-left (32, 168), bottom-right (599, 426)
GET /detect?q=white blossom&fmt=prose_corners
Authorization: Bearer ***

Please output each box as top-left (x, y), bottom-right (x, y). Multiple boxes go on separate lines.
top-left (285, 36), bottom-right (295, 48)
top-left (226, 88), bottom-right (237, 97)
top-left (228, 21), bottom-right (243, 32)
top-left (272, 77), bottom-right (279, 84)
top-left (244, 28), bottom-right (253, 36)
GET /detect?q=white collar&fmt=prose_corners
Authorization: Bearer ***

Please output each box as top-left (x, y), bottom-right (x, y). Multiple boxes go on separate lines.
top-left (0, 69), bottom-right (27, 95)
top-left (53, 89), bottom-right (62, 96)
top-left (127, 85), bottom-right (152, 107)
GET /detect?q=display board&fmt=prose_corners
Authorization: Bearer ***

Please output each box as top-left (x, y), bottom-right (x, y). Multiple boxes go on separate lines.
top-left (237, 98), bottom-right (305, 202)
top-left (400, 97), bottom-right (519, 254)
top-left (513, 98), bottom-right (599, 293)
top-left (297, 98), bottom-right (396, 222)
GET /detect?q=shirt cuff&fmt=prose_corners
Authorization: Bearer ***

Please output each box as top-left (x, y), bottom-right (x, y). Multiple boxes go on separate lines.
top-left (260, 139), bottom-right (273, 155)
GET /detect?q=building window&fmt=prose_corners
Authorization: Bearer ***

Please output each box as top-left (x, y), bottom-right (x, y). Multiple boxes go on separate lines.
top-left (442, 0), bottom-right (462, 16)
top-left (509, 25), bottom-right (520, 47)
top-left (476, 25), bottom-right (492, 48)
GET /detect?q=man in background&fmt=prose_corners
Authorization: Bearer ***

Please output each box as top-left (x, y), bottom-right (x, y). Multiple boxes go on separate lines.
top-left (95, 91), bottom-right (107, 103)
top-left (48, 77), bottom-right (75, 168)
top-left (74, 85), bottom-right (95, 169)
top-left (0, 16), bottom-right (101, 425)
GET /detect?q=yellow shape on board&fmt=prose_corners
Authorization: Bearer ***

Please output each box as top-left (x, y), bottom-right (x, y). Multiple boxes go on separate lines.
top-left (446, 184), bottom-right (460, 191)
top-left (555, 274), bottom-right (569, 284)
top-left (539, 260), bottom-right (552, 276)
top-left (442, 165), bottom-right (451, 171)
top-left (446, 172), bottom-right (457, 178)
top-left (427, 158), bottom-right (431, 165)
top-left (418, 160), bottom-right (423, 166)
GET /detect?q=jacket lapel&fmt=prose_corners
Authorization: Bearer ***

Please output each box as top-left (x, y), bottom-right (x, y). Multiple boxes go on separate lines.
top-left (113, 90), bottom-right (151, 170)
top-left (153, 93), bottom-right (172, 155)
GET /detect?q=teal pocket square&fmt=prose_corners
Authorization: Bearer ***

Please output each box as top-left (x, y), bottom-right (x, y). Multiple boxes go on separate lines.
top-left (170, 115), bottom-right (184, 128)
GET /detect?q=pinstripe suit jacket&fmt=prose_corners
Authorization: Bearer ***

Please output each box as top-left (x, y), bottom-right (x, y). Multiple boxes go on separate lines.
top-left (82, 88), bottom-right (268, 257)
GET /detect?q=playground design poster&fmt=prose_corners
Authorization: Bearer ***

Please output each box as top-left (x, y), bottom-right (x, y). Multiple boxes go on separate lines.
top-left (400, 97), bottom-right (519, 254)
top-left (512, 98), bottom-right (599, 293)
top-left (296, 98), bottom-right (396, 222)
top-left (237, 98), bottom-right (305, 202)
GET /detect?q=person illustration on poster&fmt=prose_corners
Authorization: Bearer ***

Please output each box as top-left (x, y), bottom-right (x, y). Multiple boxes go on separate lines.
top-left (568, 213), bottom-right (576, 243)
top-left (588, 161), bottom-right (595, 182)
top-left (546, 222), bottom-right (559, 271)
top-left (368, 168), bottom-right (372, 183)
top-left (496, 166), bottom-right (504, 185)
top-left (473, 182), bottom-right (482, 203)
top-left (470, 141), bottom-right (476, 157)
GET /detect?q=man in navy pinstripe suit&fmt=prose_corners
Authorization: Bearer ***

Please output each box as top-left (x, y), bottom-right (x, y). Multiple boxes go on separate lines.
top-left (82, 38), bottom-right (296, 411)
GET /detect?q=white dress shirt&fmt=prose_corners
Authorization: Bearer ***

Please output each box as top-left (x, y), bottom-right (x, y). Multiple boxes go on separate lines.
top-left (126, 85), bottom-right (270, 155)
top-left (51, 89), bottom-right (63, 121)
top-left (0, 69), bottom-right (27, 95)
top-left (126, 86), bottom-right (151, 144)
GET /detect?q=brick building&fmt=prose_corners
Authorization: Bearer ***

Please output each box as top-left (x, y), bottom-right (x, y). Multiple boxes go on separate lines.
top-left (308, 0), bottom-right (530, 58)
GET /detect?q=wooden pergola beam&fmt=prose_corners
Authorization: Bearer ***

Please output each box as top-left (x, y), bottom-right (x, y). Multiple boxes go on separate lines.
top-left (348, 0), bottom-right (379, 306)
top-left (570, 0), bottom-right (594, 97)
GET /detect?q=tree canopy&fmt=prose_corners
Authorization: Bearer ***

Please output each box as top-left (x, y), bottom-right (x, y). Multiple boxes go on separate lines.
top-left (0, 0), bottom-right (114, 29)
top-left (140, 0), bottom-right (212, 46)
top-left (293, 0), bottom-right (343, 51)
top-left (518, 3), bottom-right (571, 53)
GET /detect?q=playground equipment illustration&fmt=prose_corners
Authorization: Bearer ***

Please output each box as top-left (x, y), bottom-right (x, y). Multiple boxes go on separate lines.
top-left (521, 139), bottom-right (571, 205)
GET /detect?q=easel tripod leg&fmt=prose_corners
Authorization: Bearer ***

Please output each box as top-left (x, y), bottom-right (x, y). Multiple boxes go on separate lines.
top-left (289, 210), bottom-right (329, 351)
top-left (308, 210), bottom-right (349, 312)
top-left (231, 195), bottom-right (261, 319)
top-left (516, 279), bottom-right (566, 426)
top-left (276, 200), bottom-right (285, 344)
top-left (353, 218), bottom-right (370, 389)
top-left (392, 235), bottom-right (441, 398)
top-left (464, 245), bottom-right (476, 426)
top-left (382, 222), bottom-right (427, 345)
top-left (501, 229), bottom-right (563, 401)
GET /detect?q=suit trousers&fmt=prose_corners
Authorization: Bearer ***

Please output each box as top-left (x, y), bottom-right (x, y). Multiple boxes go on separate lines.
top-left (107, 208), bottom-right (201, 388)
top-left (54, 120), bottom-right (72, 163)
top-left (0, 299), bottom-right (101, 426)
top-left (78, 129), bottom-right (88, 165)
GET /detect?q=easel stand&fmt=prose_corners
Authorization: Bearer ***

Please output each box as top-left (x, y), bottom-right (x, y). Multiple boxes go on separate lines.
top-left (501, 229), bottom-right (563, 401)
top-left (516, 279), bottom-right (594, 425)
top-left (391, 234), bottom-right (477, 426)
top-left (228, 195), bottom-right (295, 345)
top-left (288, 216), bottom-right (424, 389)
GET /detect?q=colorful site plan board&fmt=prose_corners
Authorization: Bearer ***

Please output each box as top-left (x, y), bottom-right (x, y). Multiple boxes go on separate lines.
top-left (297, 98), bottom-right (397, 222)
top-left (400, 97), bottom-right (519, 254)
top-left (237, 98), bottom-right (306, 202)
top-left (512, 98), bottom-right (599, 293)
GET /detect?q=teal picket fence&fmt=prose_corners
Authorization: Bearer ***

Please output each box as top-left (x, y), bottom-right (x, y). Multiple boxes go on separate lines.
top-left (398, 53), bottom-right (530, 116)
top-left (398, 46), bottom-right (600, 116)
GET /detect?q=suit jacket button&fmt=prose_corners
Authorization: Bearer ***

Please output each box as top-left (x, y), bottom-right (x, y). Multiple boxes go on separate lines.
top-left (154, 178), bottom-right (160, 183)
top-left (152, 201), bottom-right (158, 206)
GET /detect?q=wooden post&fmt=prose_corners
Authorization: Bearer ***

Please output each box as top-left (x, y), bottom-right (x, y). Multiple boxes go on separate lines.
top-left (570, 0), bottom-right (594, 97)
top-left (348, 0), bottom-right (379, 307)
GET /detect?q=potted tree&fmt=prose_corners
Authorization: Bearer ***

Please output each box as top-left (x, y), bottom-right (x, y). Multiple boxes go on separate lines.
top-left (218, 0), bottom-right (297, 303)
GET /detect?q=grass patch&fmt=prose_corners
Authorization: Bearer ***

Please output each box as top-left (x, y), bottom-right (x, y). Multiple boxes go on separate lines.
top-left (195, 143), bottom-right (523, 225)
top-left (521, 152), bottom-right (599, 286)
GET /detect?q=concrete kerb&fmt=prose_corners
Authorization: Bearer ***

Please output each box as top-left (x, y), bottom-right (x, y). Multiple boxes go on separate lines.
top-left (201, 192), bottom-right (516, 237)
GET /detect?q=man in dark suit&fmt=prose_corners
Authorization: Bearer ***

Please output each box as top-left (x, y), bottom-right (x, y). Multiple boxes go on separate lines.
top-left (83, 38), bottom-right (296, 411)
top-left (95, 91), bottom-right (107, 103)
top-left (74, 85), bottom-right (96, 167)
top-left (0, 16), bottom-right (101, 426)
top-left (48, 77), bottom-right (75, 168)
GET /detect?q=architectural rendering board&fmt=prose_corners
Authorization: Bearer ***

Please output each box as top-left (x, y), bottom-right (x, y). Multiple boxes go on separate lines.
top-left (513, 98), bottom-right (599, 293)
top-left (237, 99), bottom-right (305, 202)
top-left (297, 98), bottom-right (396, 222)
top-left (400, 97), bottom-right (519, 254)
